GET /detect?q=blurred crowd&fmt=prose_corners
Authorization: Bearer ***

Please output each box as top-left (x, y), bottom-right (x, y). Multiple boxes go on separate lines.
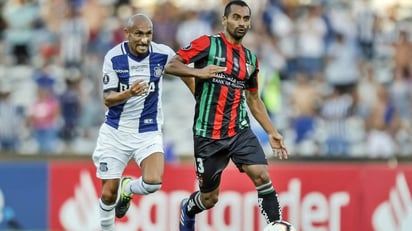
top-left (0, 0), bottom-right (411, 159)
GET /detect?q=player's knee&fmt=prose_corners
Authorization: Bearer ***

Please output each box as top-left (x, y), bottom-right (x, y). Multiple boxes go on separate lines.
top-left (101, 187), bottom-right (117, 204)
top-left (101, 179), bottom-right (120, 204)
top-left (202, 193), bottom-right (219, 209)
top-left (251, 169), bottom-right (271, 186)
top-left (142, 181), bottom-right (162, 194)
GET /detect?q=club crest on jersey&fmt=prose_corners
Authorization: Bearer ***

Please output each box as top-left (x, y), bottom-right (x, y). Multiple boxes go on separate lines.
top-left (246, 63), bottom-right (254, 76)
top-left (99, 162), bottom-right (108, 172)
top-left (154, 65), bottom-right (163, 78)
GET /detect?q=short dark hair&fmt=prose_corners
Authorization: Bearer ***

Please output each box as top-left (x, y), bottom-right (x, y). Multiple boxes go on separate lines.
top-left (224, 0), bottom-right (251, 17)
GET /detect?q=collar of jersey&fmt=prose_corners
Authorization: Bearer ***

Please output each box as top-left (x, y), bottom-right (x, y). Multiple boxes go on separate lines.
top-left (219, 32), bottom-right (242, 49)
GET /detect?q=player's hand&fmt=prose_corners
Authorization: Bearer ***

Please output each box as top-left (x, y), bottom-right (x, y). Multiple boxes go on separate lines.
top-left (129, 79), bottom-right (149, 97)
top-left (269, 133), bottom-right (288, 160)
top-left (197, 65), bottom-right (227, 79)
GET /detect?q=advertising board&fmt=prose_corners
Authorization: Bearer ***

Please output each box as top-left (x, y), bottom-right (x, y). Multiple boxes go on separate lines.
top-left (0, 162), bottom-right (48, 230)
top-left (48, 162), bottom-right (412, 231)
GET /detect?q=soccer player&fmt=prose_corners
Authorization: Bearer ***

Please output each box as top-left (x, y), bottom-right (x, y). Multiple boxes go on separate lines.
top-left (92, 13), bottom-right (190, 231)
top-left (164, 1), bottom-right (289, 230)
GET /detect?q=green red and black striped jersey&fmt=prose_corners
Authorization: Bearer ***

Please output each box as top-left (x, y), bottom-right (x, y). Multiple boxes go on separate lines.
top-left (177, 32), bottom-right (260, 139)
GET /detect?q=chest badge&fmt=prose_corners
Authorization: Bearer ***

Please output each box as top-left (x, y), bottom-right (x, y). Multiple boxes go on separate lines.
top-left (154, 64), bottom-right (163, 78)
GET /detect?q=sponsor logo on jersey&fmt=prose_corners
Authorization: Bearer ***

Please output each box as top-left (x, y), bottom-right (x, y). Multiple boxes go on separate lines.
top-left (144, 119), bottom-right (154, 124)
top-left (182, 43), bottom-right (192, 50)
top-left (103, 74), bottom-right (110, 84)
top-left (114, 69), bottom-right (129, 73)
top-left (214, 56), bottom-right (226, 63)
top-left (211, 74), bottom-right (246, 89)
top-left (131, 65), bottom-right (147, 72)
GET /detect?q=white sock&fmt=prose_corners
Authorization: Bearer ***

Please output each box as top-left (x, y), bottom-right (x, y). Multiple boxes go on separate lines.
top-left (99, 198), bottom-right (116, 231)
top-left (128, 177), bottom-right (149, 195)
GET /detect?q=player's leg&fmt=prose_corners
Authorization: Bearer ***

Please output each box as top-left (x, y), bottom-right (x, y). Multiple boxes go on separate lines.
top-left (122, 152), bottom-right (164, 195)
top-left (94, 157), bottom-right (127, 230)
top-left (180, 136), bottom-right (230, 231)
top-left (116, 132), bottom-right (164, 218)
top-left (243, 164), bottom-right (282, 223)
top-left (99, 178), bottom-right (120, 230)
top-left (130, 132), bottom-right (165, 194)
top-left (231, 128), bottom-right (282, 223)
top-left (93, 124), bottom-right (130, 230)
top-left (180, 186), bottom-right (220, 230)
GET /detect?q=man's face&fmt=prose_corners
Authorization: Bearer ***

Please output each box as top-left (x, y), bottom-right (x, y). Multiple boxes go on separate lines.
top-left (223, 5), bottom-right (251, 41)
top-left (125, 20), bottom-right (153, 56)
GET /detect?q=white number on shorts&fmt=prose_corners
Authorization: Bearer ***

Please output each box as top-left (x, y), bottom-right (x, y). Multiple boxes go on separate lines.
top-left (196, 158), bottom-right (204, 173)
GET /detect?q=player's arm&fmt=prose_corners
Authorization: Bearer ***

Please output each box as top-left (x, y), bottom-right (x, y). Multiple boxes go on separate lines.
top-left (165, 55), bottom-right (226, 80)
top-left (246, 90), bottom-right (288, 159)
top-left (103, 79), bottom-right (148, 107)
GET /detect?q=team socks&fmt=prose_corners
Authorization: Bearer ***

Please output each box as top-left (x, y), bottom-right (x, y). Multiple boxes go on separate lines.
top-left (99, 198), bottom-right (116, 231)
top-left (257, 181), bottom-right (282, 223)
top-left (186, 191), bottom-right (207, 217)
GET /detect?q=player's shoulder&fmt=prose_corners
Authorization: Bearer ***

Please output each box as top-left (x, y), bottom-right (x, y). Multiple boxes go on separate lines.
top-left (242, 45), bottom-right (258, 58)
top-left (150, 41), bottom-right (175, 55)
top-left (105, 41), bottom-right (127, 59)
top-left (196, 34), bottom-right (214, 42)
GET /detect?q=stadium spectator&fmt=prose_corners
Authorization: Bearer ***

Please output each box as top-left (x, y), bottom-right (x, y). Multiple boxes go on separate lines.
top-left (296, 3), bottom-right (327, 80)
top-left (353, 0), bottom-right (378, 63)
top-left (366, 84), bottom-right (401, 158)
top-left (320, 89), bottom-right (354, 156)
top-left (58, 3), bottom-right (89, 69)
top-left (324, 32), bottom-right (359, 93)
top-left (28, 74), bottom-right (60, 154)
top-left (390, 65), bottom-right (412, 121)
top-left (152, 1), bottom-right (180, 50)
top-left (393, 30), bottom-right (412, 80)
top-left (164, 1), bottom-right (288, 230)
top-left (289, 72), bottom-right (322, 152)
top-left (175, 9), bottom-right (213, 48)
top-left (267, 2), bottom-right (299, 80)
top-left (0, 81), bottom-right (25, 153)
top-left (59, 68), bottom-right (82, 151)
top-left (2, 0), bottom-right (40, 65)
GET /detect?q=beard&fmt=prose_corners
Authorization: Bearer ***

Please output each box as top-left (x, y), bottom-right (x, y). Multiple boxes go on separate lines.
top-left (228, 27), bottom-right (247, 41)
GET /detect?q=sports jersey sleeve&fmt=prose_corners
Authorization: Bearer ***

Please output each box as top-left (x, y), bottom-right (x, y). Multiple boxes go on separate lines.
top-left (245, 58), bottom-right (259, 92)
top-left (177, 35), bottom-right (211, 64)
top-left (102, 54), bottom-right (119, 92)
top-left (165, 46), bottom-right (176, 62)
top-left (159, 44), bottom-right (178, 79)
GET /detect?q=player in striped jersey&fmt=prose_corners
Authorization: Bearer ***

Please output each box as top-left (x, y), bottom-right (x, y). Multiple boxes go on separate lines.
top-left (92, 14), bottom-right (189, 231)
top-left (165, 1), bottom-right (289, 230)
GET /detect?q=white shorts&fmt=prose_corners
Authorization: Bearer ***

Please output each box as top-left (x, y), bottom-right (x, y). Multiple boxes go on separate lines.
top-left (92, 123), bottom-right (164, 179)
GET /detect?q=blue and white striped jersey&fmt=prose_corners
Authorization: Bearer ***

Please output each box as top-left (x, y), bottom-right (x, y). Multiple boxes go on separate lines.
top-left (102, 41), bottom-right (175, 133)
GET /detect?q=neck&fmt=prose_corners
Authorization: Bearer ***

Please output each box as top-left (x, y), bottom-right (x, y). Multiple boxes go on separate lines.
top-left (223, 31), bottom-right (242, 46)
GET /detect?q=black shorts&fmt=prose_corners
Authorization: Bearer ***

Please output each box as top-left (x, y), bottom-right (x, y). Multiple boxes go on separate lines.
top-left (193, 127), bottom-right (268, 193)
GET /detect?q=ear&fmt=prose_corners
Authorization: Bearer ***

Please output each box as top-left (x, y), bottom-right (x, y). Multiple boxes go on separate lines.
top-left (222, 16), bottom-right (227, 26)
